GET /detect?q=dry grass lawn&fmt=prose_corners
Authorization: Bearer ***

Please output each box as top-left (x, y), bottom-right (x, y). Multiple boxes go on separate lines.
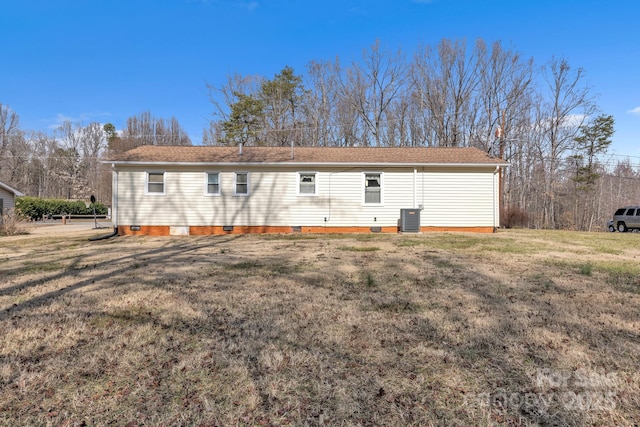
top-left (1, 229), bottom-right (639, 426)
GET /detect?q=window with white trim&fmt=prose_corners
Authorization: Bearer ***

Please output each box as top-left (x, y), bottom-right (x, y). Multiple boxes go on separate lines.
top-left (147, 172), bottom-right (165, 194)
top-left (235, 172), bottom-right (249, 195)
top-left (298, 172), bottom-right (317, 195)
top-left (206, 172), bottom-right (220, 195)
top-left (364, 173), bottom-right (382, 204)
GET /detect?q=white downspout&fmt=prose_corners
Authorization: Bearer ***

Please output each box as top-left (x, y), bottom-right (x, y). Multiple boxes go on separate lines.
top-left (422, 167), bottom-right (425, 209)
top-left (413, 168), bottom-right (417, 209)
top-left (493, 166), bottom-right (499, 229)
top-left (113, 167), bottom-right (119, 228)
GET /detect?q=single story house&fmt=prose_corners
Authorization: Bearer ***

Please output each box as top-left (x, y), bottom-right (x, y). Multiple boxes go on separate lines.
top-left (106, 145), bottom-right (508, 236)
top-left (0, 181), bottom-right (24, 215)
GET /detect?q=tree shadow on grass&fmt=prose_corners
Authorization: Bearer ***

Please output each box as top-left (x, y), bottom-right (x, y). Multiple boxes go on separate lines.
top-left (1, 235), bottom-right (636, 426)
top-left (407, 250), bottom-right (635, 426)
top-left (0, 235), bottom-right (244, 319)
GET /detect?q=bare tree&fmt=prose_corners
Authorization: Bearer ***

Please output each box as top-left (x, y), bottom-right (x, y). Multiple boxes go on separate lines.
top-left (411, 39), bottom-right (479, 147)
top-left (80, 122), bottom-right (109, 202)
top-left (260, 66), bottom-right (306, 146)
top-left (27, 132), bottom-right (59, 198)
top-left (472, 40), bottom-right (535, 222)
top-left (2, 130), bottom-right (30, 189)
top-left (339, 40), bottom-right (408, 146)
top-left (474, 40), bottom-right (534, 153)
top-left (0, 103), bottom-right (21, 182)
top-left (117, 112), bottom-right (191, 151)
top-left (57, 121), bottom-right (90, 199)
top-left (536, 57), bottom-right (595, 228)
top-left (303, 60), bottom-right (340, 146)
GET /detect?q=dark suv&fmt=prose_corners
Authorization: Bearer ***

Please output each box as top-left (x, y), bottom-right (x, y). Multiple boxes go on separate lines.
top-left (608, 206), bottom-right (640, 232)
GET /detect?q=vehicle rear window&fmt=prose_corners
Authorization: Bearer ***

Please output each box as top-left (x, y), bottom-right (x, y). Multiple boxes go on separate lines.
top-left (615, 208), bottom-right (626, 215)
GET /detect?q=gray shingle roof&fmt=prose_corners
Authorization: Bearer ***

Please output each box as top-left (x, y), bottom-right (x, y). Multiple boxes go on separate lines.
top-left (0, 181), bottom-right (24, 196)
top-left (107, 145), bottom-right (508, 166)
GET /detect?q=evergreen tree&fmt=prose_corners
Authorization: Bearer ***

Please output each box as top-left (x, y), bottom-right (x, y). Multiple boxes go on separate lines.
top-left (221, 93), bottom-right (265, 146)
top-left (572, 114), bottom-right (614, 190)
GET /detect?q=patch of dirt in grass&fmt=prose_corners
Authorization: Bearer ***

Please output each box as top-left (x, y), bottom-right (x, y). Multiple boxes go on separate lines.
top-left (1, 230), bottom-right (639, 426)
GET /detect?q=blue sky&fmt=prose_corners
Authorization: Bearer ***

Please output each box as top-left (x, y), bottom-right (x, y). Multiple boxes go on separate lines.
top-left (1, 0), bottom-right (638, 158)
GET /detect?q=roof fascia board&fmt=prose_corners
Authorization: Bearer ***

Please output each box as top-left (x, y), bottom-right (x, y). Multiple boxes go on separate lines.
top-left (0, 181), bottom-right (24, 196)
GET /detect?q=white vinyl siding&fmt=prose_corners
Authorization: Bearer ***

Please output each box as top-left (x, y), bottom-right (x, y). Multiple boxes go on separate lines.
top-left (114, 166), bottom-right (499, 228)
top-left (418, 168), bottom-right (498, 227)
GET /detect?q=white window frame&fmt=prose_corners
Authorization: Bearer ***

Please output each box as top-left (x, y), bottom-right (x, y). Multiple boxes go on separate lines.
top-left (204, 171), bottom-right (221, 196)
top-left (362, 171), bottom-right (383, 206)
top-left (297, 171), bottom-right (318, 196)
top-left (234, 171), bottom-right (250, 196)
top-left (146, 171), bottom-right (165, 195)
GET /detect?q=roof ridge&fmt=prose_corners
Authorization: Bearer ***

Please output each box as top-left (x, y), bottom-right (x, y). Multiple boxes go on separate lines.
top-left (106, 145), bottom-right (507, 166)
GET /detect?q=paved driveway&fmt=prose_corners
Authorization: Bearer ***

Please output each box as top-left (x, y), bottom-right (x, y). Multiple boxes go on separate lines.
top-left (26, 220), bottom-right (114, 235)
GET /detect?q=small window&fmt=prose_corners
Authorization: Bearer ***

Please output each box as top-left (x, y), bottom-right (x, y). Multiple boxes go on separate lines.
top-left (626, 209), bottom-right (636, 216)
top-left (147, 172), bottom-right (165, 194)
top-left (615, 208), bottom-right (626, 216)
top-left (235, 172), bottom-right (249, 195)
top-left (364, 173), bottom-right (382, 204)
top-left (298, 172), bottom-right (317, 195)
top-left (206, 172), bottom-right (220, 195)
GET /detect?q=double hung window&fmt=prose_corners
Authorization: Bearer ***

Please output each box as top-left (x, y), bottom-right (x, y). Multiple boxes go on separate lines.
top-left (206, 172), bottom-right (220, 195)
top-left (364, 173), bottom-right (382, 204)
top-left (298, 172), bottom-right (317, 195)
top-left (147, 172), bottom-right (165, 194)
top-left (235, 172), bottom-right (249, 195)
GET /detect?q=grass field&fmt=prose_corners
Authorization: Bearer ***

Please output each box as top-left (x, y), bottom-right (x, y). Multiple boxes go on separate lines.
top-left (1, 229), bottom-right (639, 426)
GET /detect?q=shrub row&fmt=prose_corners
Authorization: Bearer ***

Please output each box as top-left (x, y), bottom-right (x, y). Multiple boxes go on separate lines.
top-left (16, 196), bottom-right (108, 221)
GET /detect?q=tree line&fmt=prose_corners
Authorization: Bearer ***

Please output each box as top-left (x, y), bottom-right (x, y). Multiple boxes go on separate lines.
top-left (0, 110), bottom-right (191, 206)
top-left (204, 38), bottom-right (628, 231)
top-left (1, 38), bottom-right (637, 230)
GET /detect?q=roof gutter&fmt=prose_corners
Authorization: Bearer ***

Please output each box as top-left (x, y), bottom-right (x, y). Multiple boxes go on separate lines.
top-left (0, 182), bottom-right (24, 196)
top-left (106, 161), bottom-right (510, 168)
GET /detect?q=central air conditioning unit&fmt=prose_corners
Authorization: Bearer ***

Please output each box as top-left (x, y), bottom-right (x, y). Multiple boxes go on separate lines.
top-left (400, 209), bottom-right (420, 233)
